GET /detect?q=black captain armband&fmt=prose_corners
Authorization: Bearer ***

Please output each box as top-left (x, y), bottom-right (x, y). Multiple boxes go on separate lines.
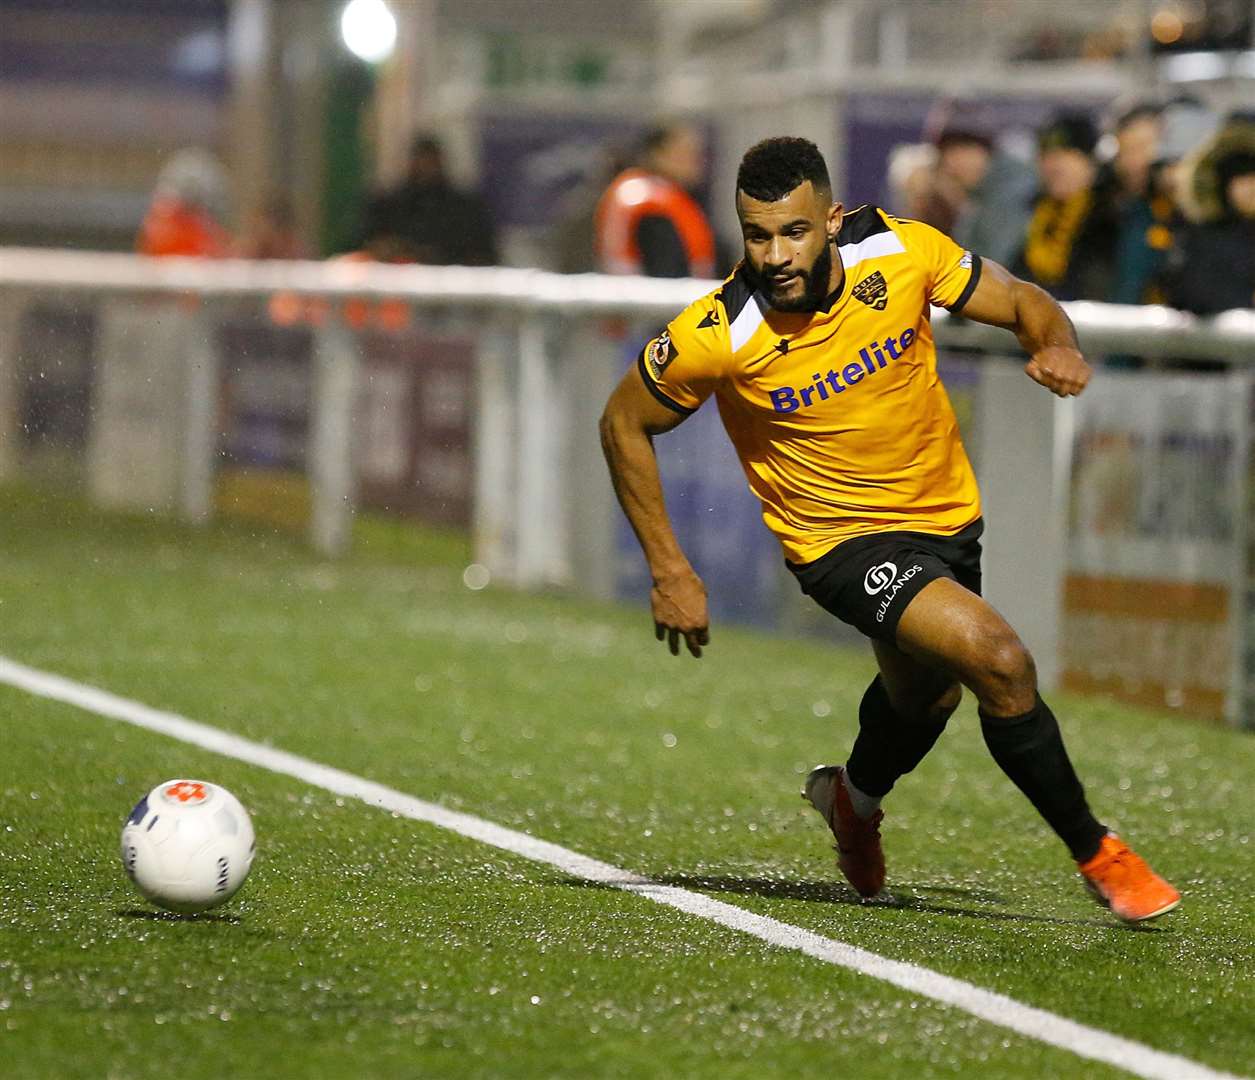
top-left (947, 253), bottom-right (983, 315)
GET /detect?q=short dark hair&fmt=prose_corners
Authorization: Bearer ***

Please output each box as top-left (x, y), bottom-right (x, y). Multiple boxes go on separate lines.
top-left (410, 133), bottom-right (443, 158)
top-left (1114, 102), bottom-right (1162, 133)
top-left (936, 127), bottom-right (994, 153)
top-left (1037, 112), bottom-right (1099, 156)
top-left (736, 137), bottom-right (831, 202)
top-left (640, 122), bottom-right (688, 157)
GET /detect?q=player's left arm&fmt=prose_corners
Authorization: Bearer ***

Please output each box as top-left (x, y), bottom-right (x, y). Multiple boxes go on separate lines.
top-left (954, 258), bottom-right (1091, 398)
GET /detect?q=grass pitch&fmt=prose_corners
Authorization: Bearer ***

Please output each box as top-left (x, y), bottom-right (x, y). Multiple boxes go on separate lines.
top-left (1, 487), bottom-right (1252, 1079)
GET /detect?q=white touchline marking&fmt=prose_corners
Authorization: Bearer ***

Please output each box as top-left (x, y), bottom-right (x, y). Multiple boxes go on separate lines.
top-left (0, 654), bottom-right (1244, 1080)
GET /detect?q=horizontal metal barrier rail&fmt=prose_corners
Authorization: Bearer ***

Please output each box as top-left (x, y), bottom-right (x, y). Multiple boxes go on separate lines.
top-left (3, 247), bottom-right (1255, 723)
top-left (2, 247), bottom-right (1255, 360)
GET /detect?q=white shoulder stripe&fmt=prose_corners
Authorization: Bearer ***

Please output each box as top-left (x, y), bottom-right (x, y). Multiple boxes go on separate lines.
top-left (838, 231), bottom-right (906, 267)
top-left (729, 291), bottom-right (768, 352)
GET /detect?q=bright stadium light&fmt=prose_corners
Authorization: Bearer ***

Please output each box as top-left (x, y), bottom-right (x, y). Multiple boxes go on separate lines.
top-left (340, 0), bottom-right (397, 63)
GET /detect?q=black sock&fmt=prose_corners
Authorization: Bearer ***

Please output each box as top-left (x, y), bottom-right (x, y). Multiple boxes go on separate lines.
top-left (846, 675), bottom-right (950, 799)
top-left (980, 695), bottom-right (1106, 862)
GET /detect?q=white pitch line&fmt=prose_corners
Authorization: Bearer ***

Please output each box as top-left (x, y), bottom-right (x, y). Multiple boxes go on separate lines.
top-left (0, 654), bottom-right (1244, 1080)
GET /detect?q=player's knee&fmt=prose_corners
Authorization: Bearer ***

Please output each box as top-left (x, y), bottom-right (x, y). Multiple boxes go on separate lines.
top-left (981, 631), bottom-right (1037, 706)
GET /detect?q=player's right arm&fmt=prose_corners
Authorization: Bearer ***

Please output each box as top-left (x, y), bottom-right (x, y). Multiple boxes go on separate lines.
top-left (599, 363), bottom-right (710, 659)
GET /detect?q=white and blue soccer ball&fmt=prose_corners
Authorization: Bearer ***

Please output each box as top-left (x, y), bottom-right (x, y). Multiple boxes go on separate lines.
top-left (120, 779), bottom-right (255, 914)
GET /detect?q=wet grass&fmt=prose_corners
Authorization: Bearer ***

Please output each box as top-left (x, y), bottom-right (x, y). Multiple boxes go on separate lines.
top-left (1, 487), bottom-right (1252, 1079)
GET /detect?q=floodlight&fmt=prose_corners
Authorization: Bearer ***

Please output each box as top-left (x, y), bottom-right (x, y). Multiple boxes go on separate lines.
top-left (340, 0), bottom-right (397, 64)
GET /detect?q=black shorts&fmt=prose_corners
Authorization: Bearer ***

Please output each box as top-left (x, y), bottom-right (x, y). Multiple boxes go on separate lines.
top-left (787, 519), bottom-right (984, 643)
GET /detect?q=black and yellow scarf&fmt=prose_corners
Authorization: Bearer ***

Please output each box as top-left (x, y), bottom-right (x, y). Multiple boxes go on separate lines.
top-left (1022, 190), bottom-right (1093, 287)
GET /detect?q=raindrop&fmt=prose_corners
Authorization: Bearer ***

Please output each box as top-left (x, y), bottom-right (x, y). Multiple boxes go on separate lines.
top-left (462, 564), bottom-right (490, 590)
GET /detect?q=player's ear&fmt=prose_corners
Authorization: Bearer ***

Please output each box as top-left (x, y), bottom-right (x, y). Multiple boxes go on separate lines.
top-left (826, 202), bottom-right (844, 242)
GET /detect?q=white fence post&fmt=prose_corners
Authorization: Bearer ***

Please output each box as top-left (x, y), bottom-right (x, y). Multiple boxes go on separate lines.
top-left (181, 307), bottom-right (218, 524)
top-left (976, 360), bottom-right (1068, 691)
top-left (514, 311), bottom-right (565, 588)
top-left (309, 315), bottom-right (358, 557)
top-left (559, 317), bottom-right (626, 602)
top-left (1227, 371), bottom-right (1252, 726)
top-left (88, 299), bottom-right (189, 512)
top-left (473, 313), bottom-right (519, 585)
top-left (0, 291), bottom-right (21, 483)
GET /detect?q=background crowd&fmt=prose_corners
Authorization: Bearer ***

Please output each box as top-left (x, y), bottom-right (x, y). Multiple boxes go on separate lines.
top-left (134, 101), bottom-right (1255, 320)
top-left (892, 98), bottom-right (1255, 316)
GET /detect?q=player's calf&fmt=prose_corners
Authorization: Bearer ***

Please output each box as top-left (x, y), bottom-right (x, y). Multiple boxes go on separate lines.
top-left (846, 675), bottom-right (957, 802)
top-left (980, 694), bottom-right (1108, 863)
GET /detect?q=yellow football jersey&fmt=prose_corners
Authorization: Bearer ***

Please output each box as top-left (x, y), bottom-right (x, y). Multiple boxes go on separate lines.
top-left (638, 206), bottom-right (983, 564)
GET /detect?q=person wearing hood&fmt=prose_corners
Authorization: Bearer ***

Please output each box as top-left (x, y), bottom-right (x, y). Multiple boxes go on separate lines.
top-left (1161, 117), bottom-right (1255, 316)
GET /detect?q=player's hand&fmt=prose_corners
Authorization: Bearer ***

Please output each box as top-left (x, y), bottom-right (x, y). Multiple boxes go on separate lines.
top-left (1025, 346), bottom-right (1091, 397)
top-left (650, 568), bottom-right (710, 658)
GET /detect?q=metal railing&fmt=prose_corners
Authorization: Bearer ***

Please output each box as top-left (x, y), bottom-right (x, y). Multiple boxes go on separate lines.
top-left (3, 247), bottom-right (1254, 723)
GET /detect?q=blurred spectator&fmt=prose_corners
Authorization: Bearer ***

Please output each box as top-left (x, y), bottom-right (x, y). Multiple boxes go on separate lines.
top-left (914, 100), bottom-right (1036, 261)
top-left (1012, 112), bottom-right (1119, 301)
top-left (1161, 117), bottom-right (1255, 315)
top-left (1114, 96), bottom-right (1220, 305)
top-left (551, 143), bottom-right (633, 274)
top-left (1106, 104), bottom-right (1162, 202)
top-left (914, 128), bottom-right (994, 236)
top-left (1151, 96), bottom-right (1222, 216)
top-left (237, 194), bottom-right (307, 260)
top-left (1100, 103), bottom-right (1164, 304)
top-left (953, 144), bottom-right (1034, 265)
top-left (951, 134), bottom-right (1037, 268)
top-left (594, 123), bottom-right (716, 278)
top-left (137, 149), bottom-right (230, 258)
top-left (885, 142), bottom-right (938, 221)
top-left (358, 133), bottom-right (498, 265)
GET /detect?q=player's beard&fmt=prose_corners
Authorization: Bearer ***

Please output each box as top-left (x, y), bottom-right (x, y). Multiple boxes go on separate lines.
top-left (749, 241), bottom-right (834, 313)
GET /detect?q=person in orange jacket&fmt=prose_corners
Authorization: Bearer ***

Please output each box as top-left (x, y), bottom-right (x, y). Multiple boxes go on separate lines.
top-left (137, 149), bottom-right (231, 258)
top-left (594, 123), bottom-right (717, 279)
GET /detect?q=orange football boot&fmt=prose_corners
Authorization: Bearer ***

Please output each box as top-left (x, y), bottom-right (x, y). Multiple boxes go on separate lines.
top-left (1078, 833), bottom-right (1181, 923)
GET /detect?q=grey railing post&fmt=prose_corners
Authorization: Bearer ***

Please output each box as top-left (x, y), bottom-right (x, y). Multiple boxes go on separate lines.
top-left (181, 305), bottom-right (219, 524)
top-left (310, 314), bottom-right (358, 557)
top-left (514, 311), bottom-right (564, 588)
top-left (0, 290), bottom-right (23, 482)
top-left (472, 312), bottom-right (518, 584)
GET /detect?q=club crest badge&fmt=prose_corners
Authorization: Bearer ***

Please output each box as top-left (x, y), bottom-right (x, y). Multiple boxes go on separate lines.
top-left (647, 331), bottom-right (678, 380)
top-left (852, 271), bottom-right (889, 310)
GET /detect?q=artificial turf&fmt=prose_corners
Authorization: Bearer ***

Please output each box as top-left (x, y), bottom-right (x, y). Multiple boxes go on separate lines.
top-left (1, 487), bottom-right (1251, 1078)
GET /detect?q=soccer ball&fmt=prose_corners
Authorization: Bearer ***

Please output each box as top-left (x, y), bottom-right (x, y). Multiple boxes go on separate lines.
top-left (120, 779), bottom-right (255, 914)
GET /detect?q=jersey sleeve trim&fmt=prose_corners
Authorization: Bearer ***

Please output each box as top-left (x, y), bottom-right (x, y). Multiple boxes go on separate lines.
top-left (636, 348), bottom-right (697, 416)
top-left (946, 253), bottom-right (983, 314)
